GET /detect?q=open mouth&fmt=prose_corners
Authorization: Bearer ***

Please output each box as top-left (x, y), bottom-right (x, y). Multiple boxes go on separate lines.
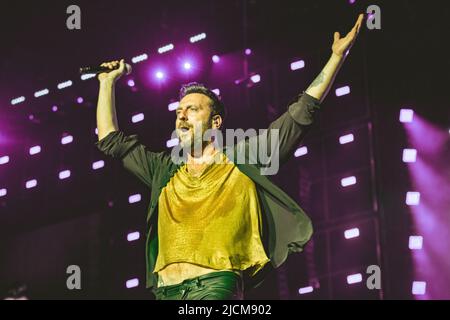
top-left (178, 125), bottom-right (191, 133)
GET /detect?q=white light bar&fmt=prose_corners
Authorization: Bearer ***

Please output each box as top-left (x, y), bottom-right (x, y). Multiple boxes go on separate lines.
top-left (81, 73), bottom-right (96, 80)
top-left (34, 89), bottom-right (49, 98)
top-left (158, 44), bottom-right (174, 54)
top-left (190, 32), bottom-right (206, 43)
top-left (11, 96), bottom-right (25, 105)
top-left (57, 80), bottom-right (73, 90)
top-left (131, 53), bottom-right (148, 64)
top-left (168, 101), bottom-right (179, 111)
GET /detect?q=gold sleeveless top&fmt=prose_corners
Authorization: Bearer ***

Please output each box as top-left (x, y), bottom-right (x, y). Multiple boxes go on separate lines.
top-left (154, 153), bottom-right (269, 276)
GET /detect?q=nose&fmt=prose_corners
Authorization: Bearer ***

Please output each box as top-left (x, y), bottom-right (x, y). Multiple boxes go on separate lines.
top-left (177, 109), bottom-right (188, 121)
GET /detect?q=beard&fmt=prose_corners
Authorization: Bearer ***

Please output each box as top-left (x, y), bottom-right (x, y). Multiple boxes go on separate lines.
top-left (177, 121), bottom-right (212, 156)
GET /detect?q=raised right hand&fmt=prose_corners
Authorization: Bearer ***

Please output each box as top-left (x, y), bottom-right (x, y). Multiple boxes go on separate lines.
top-left (97, 59), bottom-right (127, 83)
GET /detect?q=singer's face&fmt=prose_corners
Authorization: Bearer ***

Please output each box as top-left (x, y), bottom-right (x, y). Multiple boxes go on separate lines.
top-left (175, 93), bottom-right (213, 149)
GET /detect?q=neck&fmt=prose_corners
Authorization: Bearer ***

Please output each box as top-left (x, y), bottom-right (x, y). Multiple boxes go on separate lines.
top-left (187, 141), bottom-right (217, 164)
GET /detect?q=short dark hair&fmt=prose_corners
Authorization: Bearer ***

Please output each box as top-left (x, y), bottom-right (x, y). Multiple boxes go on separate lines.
top-left (179, 82), bottom-right (227, 121)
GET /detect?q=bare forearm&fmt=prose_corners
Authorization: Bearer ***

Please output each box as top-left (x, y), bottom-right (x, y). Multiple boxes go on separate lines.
top-left (96, 80), bottom-right (119, 140)
top-left (306, 52), bottom-right (345, 103)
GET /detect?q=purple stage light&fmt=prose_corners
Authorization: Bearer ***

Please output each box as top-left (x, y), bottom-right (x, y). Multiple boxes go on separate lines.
top-left (168, 101), bottom-right (179, 111)
top-left (127, 79), bottom-right (135, 87)
top-left (245, 48), bottom-right (252, 55)
top-left (59, 170), bottom-right (71, 180)
top-left (11, 96), bottom-right (25, 105)
top-left (0, 188), bottom-right (6, 197)
top-left (344, 228), bottom-right (360, 239)
top-left (250, 74), bottom-right (261, 83)
top-left (0, 156), bottom-right (10, 165)
top-left (127, 231), bottom-right (140, 242)
top-left (126, 278), bottom-right (139, 288)
top-left (52, 105), bottom-right (58, 112)
top-left (347, 273), bottom-right (362, 284)
top-left (132, 113), bottom-right (144, 123)
top-left (212, 88), bottom-right (220, 96)
top-left (298, 286), bottom-right (314, 295)
top-left (131, 53), bottom-right (148, 64)
top-left (57, 80), bottom-right (73, 90)
top-left (349, 0), bottom-right (356, 4)
top-left (25, 179), bottom-right (37, 189)
top-left (61, 135), bottom-right (73, 145)
top-left (339, 133), bottom-right (354, 144)
top-left (190, 32), bottom-right (206, 43)
top-left (341, 176), bottom-right (356, 187)
top-left (166, 138), bottom-right (179, 148)
top-left (402, 148), bottom-right (417, 163)
top-left (294, 146), bottom-right (308, 157)
top-left (409, 236), bottom-right (423, 250)
top-left (95, 128), bottom-right (98, 135)
top-left (29, 145), bottom-right (41, 155)
top-left (406, 191), bottom-right (420, 206)
top-left (336, 86), bottom-right (350, 97)
top-left (76, 97), bottom-right (84, 104)
top-left (28, 114), bottom-right (34, 121)
top-left (155, 71), bottom-right (165, 79)
top-left (183, 62), bottom-right (192, 70)
top-left (290, 60), bottom-right (305, 71)
top-left (128, 194), bottom-right (142, 204)
top-left (212, 55), bottom-right (220, 63)
top-left (34, 88), bottom-right (49, 98)
top-left (399, 109), bottom-right (414, 123)
top-left (92, 160), bottom-right (105, 170)
top-left (158, 43), bottom-right (174, 54)
top-left (412, 281), bottom-right (426, 295)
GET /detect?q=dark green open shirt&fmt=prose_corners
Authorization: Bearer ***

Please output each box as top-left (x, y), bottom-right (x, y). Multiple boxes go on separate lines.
top-left (95, 92), bottom-right (321, 290)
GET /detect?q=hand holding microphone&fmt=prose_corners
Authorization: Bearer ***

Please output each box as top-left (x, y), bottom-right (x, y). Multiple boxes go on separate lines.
top-left (80, 59), bottom-right (132, 83)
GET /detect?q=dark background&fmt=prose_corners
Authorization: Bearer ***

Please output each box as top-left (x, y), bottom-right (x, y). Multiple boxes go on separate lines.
top-left (0, 0), bottom-right (449, 299)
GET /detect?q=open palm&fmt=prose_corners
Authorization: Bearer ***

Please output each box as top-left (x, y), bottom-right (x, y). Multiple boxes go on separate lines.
top-left (332, 14), bottom-right (364, 57)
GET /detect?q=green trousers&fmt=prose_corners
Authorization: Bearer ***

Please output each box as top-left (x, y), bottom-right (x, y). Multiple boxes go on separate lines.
top-left (153, 271), bottom-right (244, 300)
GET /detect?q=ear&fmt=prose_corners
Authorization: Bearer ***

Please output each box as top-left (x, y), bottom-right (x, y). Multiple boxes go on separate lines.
top-left (211, 114), bottom-right (222, 129)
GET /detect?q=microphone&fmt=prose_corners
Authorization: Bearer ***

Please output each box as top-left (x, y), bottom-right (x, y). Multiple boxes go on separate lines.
top-left (79, 63), bottom-right (132, 75)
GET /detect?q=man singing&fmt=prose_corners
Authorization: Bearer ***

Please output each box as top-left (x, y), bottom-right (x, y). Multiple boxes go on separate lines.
top-left (95, 14), bottom-right (363, 300)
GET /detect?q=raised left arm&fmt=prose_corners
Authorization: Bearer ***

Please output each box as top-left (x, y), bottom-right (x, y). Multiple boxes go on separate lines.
top-left (306, 13), bottom-right (364, 103)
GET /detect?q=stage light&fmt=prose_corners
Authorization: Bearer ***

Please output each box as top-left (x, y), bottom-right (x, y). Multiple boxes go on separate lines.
top-left (166, 138), bottom-right (179, 148)
top-left (76, 97), bottom-right (84, 104)
top-left (0, 155), bottom-right (10, 165)
top-left (298, 286), bottom-right (314, 294)
top-left (59, 170), bottom-right (71, 180)
top-left (409, 236), bottom-right (423, 250)
top-left (344, 227), bottom-right (360, 239)
top-left (92, 160), bottom-right (105, 170)
top-left (0, 188), bottom-right (6, 197)
top-left (250, 74), bottom-right (261, 83)
top-left (132, 53), bottom-right (148, 64)
top-left (132, 113), bottom-right (144, 123)
top-left (412, 281), bottom-right (426, 295)
top-left (402, 148), bottom-right (417, 163)
top-left (245, 48), bottom-right (252, 55)
top-left (212, 55), bottom-right (220, 63)
top-left (26, 179), bottom-right (37, 189)
top-left (61, 135), bottom-right (73, 145)
top-left (190, 32), bottom-right (206, 43)
top-left (336, 86), bottom-right (350, 97)
top-left (168, 101), bottom-right (179, 111)
top-left (349, 0), bottom-right (356, 4)
top-left (29, 145), bottom-right (41, 155)
top-left (57, 80), bottom-right (73, 90)
top-left (129, 194), bottom-right (141, 204)
top-left (290, 60), bottom-right (305, 71)
top-left (347, 273), bottom-right (362, 284)
top-left (183, 62), bottom-right (192, 70)
top-left (11, 96), bottom-right (25, 105)
top-left (34, 88), bottom-right (49, 98)
top-left (341, 176), bottom-right (356, 187)
top-left (127, 79), bottom-right (135, 87)
top-left (399, 109), bottom-right (414, 123)
top-left (155, 71), bottom-right (165, 79)
top-left (127, 231), bottom-right (140, 242)
top-left (81, 73), bottom-right (96, 80)
top-left (339, 133), bottom-right (354, 144)
top-left (95, 128), bottom-right (98, 135)
top-left (52, 105), bottom-right (58, 112)
top-left (294, 146), bottom-right (308, 157)
top-left (158, 43), bottom-right (174, 54)
top-left (406, 191), bottom-right (420, 206)
top-left (212, 88), bottom-right (220, 96)
top-left (126, 278), bottom-right (139, 288)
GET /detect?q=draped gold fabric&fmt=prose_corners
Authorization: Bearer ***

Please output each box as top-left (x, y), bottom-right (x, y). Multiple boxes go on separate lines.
top-left (154, 153), bottom-right (269, 276)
